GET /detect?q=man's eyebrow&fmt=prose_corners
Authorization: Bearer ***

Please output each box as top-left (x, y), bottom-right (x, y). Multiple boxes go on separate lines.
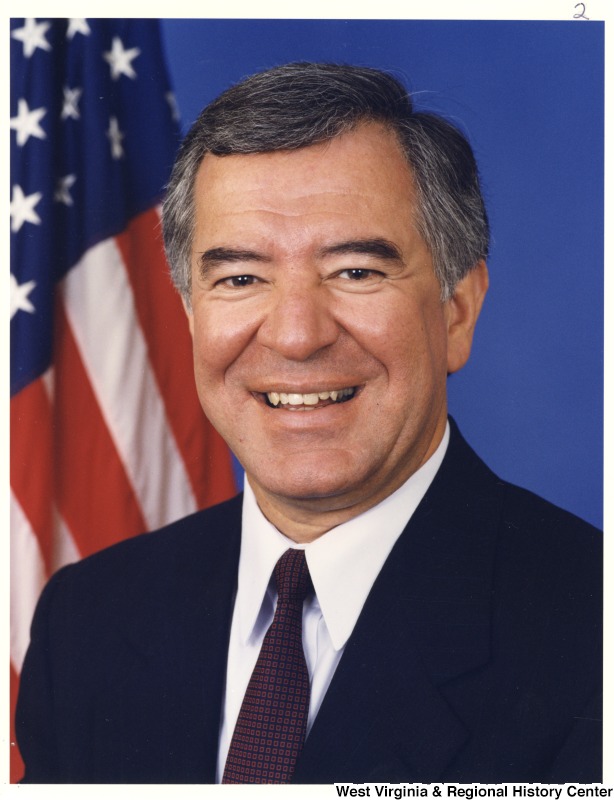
top-left (317, 238), bottom-right (403, 262)
top-left (197, 247), bottom-right (271, 275)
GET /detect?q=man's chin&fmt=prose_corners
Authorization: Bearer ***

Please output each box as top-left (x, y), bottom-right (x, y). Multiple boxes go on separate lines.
top-left (247, 470), bottom-right (374, 514)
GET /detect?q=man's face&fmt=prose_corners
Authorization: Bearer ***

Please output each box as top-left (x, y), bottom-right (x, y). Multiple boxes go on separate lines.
top-left (186, 123), bottom-right (484, 527)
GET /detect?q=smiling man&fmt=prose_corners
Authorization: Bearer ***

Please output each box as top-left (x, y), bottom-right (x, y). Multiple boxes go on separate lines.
top-left (17, 63), bottom-right (601, 784)
top-left (185, 121), bottom-right (486, 540)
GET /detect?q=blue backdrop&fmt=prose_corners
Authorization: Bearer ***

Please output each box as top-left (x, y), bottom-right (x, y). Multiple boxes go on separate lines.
top-left (160, 19), bottom-right (603, 528)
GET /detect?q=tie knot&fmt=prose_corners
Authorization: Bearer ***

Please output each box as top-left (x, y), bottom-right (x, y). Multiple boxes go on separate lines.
top-left (274, 549), bottom-right (312, 604)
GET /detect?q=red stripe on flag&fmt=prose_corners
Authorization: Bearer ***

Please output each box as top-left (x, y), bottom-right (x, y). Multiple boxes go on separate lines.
top-left (116, 209), bottom-right (237, 508)
top-left (10, 378), bottom-right (54, 575)
top-left (53, 301), bottom-right (148, 557)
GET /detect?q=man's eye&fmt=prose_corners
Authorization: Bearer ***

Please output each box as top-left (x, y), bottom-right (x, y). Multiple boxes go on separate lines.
top-left (219, 275), bottom-right (258, 288)
top-left (339, 268), bottom-right (380, 281)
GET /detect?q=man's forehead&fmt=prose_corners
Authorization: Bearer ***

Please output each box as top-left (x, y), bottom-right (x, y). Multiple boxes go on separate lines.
top-left (194, 122), bottom-right (413, 195)
top-left (190, 124), bottom-right (426, 265)
top-left (195, 123), bottom-right (414, 209)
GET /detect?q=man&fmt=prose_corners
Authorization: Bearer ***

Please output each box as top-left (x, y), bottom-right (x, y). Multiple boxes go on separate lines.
top-left (16, 63), bottom-right (601, 784)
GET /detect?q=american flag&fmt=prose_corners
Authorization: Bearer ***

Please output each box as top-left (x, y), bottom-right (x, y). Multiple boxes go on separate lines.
top-left (10, 18), bottom-right (237, 782)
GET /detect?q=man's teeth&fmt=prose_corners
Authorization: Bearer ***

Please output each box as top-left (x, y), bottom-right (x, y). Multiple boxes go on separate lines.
top-left (266, 388), bottom-right (355, 407)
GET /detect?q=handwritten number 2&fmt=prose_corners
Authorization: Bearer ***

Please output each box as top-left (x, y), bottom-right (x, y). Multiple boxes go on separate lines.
top-left (573, 3), bottom-right (589, 19)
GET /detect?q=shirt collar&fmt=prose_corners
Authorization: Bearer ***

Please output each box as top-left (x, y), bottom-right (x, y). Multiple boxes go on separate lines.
top-left (237, 422), bottom-right (450, 651)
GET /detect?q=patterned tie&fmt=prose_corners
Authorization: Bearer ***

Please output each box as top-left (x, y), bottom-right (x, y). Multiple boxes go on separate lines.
top-left (222, 548), bottom-right (313, 784)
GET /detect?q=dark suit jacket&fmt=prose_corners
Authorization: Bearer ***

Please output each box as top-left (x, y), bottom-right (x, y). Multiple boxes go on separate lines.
top-left (16, 420), bottom-right (602, 783)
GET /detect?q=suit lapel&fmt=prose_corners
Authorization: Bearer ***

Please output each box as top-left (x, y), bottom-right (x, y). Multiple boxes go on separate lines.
top-left (293, 591), bottom-right (471, 783)
top-left (294, 422), bottom-right (503, 783)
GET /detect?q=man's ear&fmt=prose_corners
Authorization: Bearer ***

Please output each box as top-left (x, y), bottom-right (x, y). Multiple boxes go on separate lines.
top-left (445, 260), bottom-right (488, 375)
top-left (181, 294), bottom-right (195, 337)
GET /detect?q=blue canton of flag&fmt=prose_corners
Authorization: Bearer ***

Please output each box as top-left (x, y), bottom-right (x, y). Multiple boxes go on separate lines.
top-left (10, 18), bottom-right (180, 395)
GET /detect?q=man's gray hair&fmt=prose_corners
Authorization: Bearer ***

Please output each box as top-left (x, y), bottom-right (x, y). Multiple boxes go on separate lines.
top-left (162, 62), bottom-right (489, 302)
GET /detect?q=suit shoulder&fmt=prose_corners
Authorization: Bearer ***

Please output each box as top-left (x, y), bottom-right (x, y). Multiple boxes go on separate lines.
top-left (491, 480), bottom-right (601, 640)
top-left (42, 494), bottom-right (243, 613)
top-left (447, 418), bottom-right (600, 544)
top-left (497, 479), bottom-right (600, 552)
top-left (443, 420), bottom-right (601, 599)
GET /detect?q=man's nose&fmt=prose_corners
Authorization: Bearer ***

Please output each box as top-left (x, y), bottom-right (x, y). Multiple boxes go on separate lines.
top-left (256, 284), bottom-right (339, 361)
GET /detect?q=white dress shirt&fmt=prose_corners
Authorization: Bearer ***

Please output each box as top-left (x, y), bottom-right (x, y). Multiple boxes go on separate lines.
top-left (216, 422), bottom-right (450, 781)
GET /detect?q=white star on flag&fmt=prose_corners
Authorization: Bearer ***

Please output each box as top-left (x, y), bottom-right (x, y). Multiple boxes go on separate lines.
top-left (61, 86), bottom-right (83, 120)
top-left (107, 116), bottom-right (125, 159)
top-left (67, 19), bottom-right (91, 40)
top-left (11, 18), bottom-right (52, 58)
top-left (10, 185), bottom-right (43, 233)
top-left (103, 37), bottom-right (141, 81)
top-left (10, 274), bottom-right (37, 319)
top-left (54, 174), bottom-right (77, 206)
top-left (10, 98), bottom-right (47, 146)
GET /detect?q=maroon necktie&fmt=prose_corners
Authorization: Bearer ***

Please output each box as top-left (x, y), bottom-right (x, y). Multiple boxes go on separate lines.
top-left (222, 548), bottom-right (313, 784)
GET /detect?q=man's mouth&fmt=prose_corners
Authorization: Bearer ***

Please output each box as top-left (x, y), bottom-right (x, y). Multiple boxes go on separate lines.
top-left (264, 387), bottom-right (357, 410)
